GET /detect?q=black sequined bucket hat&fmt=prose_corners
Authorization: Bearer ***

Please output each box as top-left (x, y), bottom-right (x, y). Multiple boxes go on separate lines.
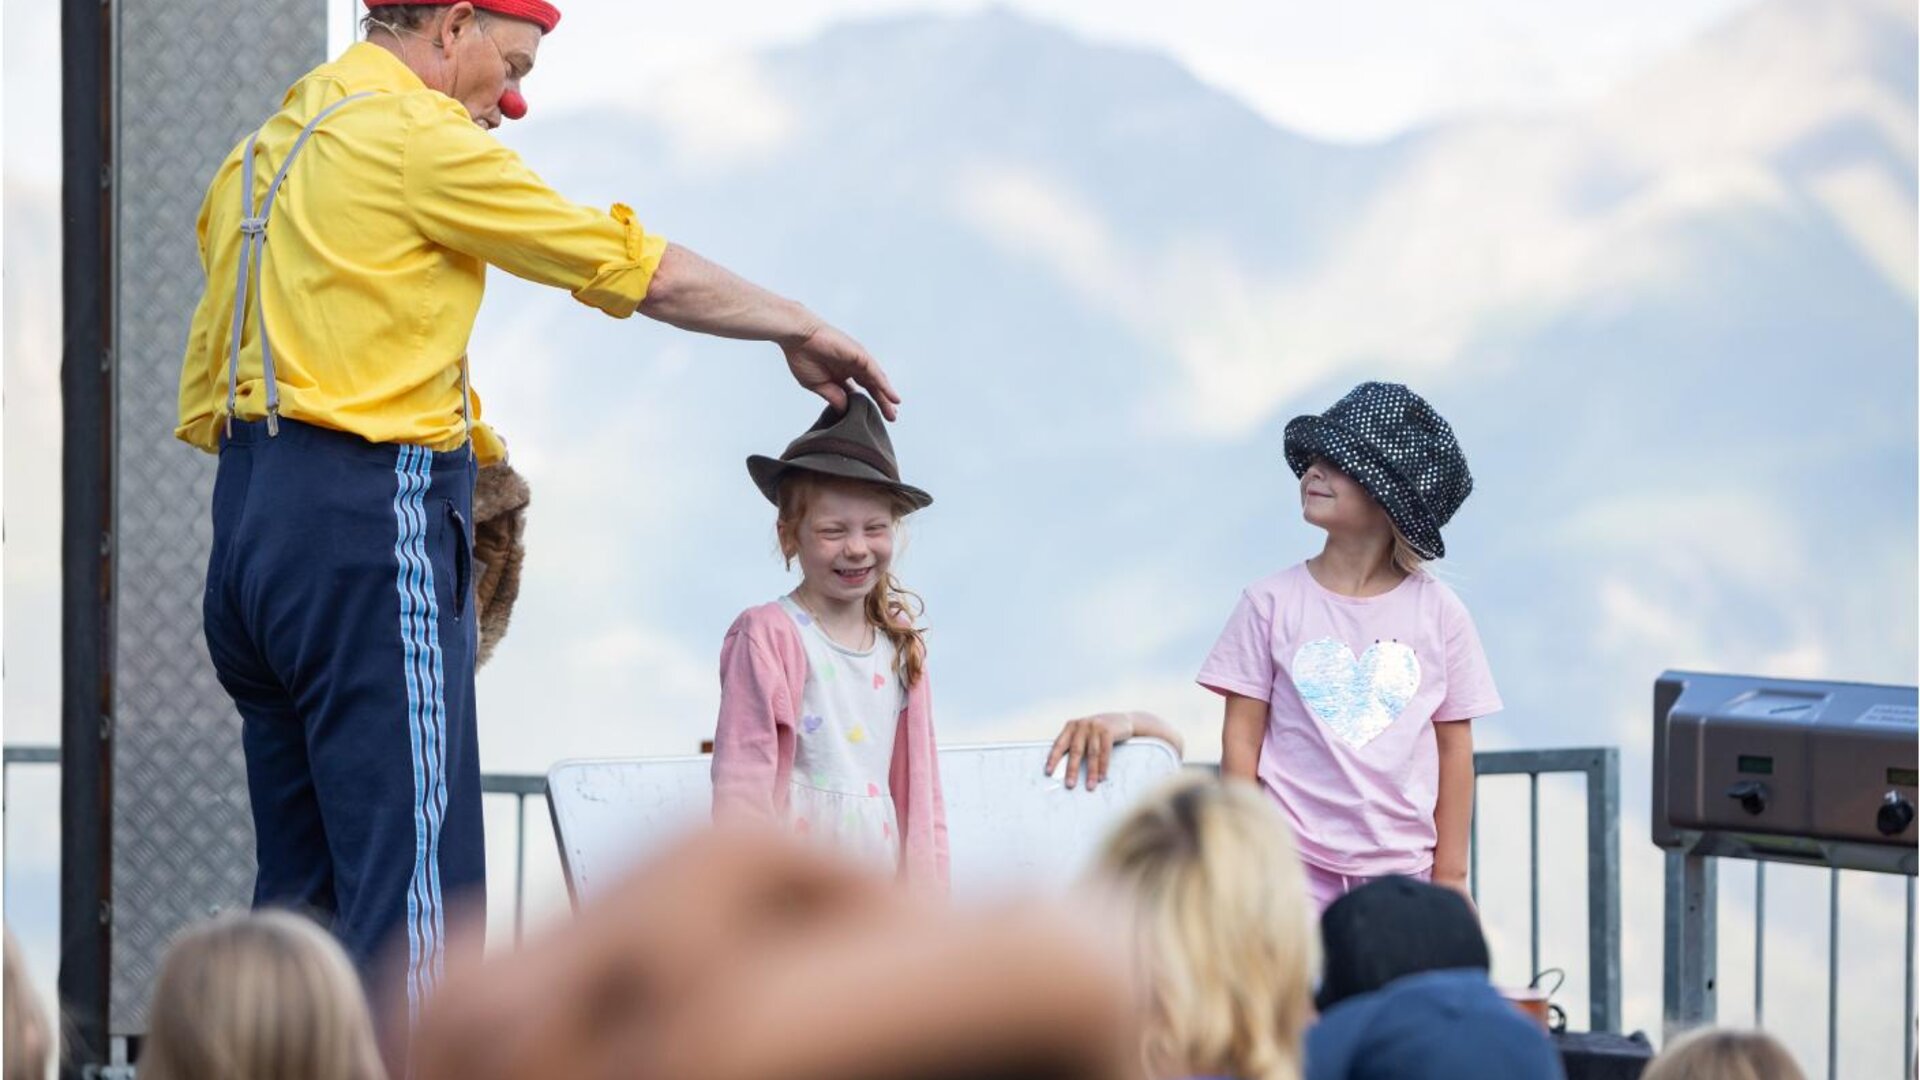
top-left (1283, 382), bottom-right (1472, 559)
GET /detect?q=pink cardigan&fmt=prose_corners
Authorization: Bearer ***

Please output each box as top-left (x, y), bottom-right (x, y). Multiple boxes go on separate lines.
top-left (710, 602), bottom-right (949, 890)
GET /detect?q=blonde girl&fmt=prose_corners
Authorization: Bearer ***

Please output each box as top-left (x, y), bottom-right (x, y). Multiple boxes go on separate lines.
top-left (140, 910), bottom-right (384, 1080)
top-left (1091, 773), bottom-right (1318, 1080)
top-left (712, 394), bottom-right (947, 888)
top-left (1199, 382), bottom-right (1497, 913)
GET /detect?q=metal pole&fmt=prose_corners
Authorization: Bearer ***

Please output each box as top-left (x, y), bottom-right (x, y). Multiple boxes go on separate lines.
top-left (1826, 870), bottom-right (1838, 1080)
top-left (1905, 875), bottom-right (1914, 1079)
top-left (514, 793), bottom-right (528, 944)
top-left (1587, 749), bottom-right (1621, 1033)
top-left (1663, 848), bottom-right (1717, 1042)
top-left (1469, 784), bottom-right (1479, 905)
top-left (1753, 861), bottom-right (1765, 1027)
top-left (59, 0), bottom-right (118, 1069)
top-left (1529, 771), bottom-right (1540, 982)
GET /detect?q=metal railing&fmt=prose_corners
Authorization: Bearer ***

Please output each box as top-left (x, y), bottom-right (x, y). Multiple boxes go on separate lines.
top-left (1664, 850), bottom-right (1919, 1079)
top-left (2, 747), bottom-right (551, 946)
top-left (478, 771), bottom-right (546, 944)
top-left (2, 744), bottom-right (60, 814)
top-left (1470, 747), bottom-right (1622, 1033)
top-left (6, 743), bottom-right (1623, 1031)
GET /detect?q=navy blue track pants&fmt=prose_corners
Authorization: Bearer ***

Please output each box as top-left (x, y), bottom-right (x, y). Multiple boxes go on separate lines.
top-left (201, 418), bottom-right (484, 1024)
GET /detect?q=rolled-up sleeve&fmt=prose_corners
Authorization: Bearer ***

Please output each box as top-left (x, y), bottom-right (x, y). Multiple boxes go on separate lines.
top-left (401, 100), bottom-right (668, 317)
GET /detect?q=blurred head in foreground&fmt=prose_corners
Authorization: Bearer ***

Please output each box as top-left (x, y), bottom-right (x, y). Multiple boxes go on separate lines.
top-left (1091, 773), bottom-right (1319, 1080)
top-left (1642, 1028), bottom-right (1806, 1080)
top-left (5, 925), bottom-right (53, 1080)
top-left (412, 827), bottom-right (1133, 1080)
top-left (141, 909), bottom-right (384, 1080)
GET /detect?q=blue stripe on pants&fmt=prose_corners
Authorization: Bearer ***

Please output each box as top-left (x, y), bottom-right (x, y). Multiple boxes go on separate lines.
top-left (204, 419), bottom-right (483, 1029)
top-left (392, 443), bottom-right (448, 1023)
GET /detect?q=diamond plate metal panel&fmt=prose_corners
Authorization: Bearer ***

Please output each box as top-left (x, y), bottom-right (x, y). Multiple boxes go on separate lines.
top-left (111, 0), bottom-right (325, 1033)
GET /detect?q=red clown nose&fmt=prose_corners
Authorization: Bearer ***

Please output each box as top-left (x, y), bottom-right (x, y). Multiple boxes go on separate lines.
top-left (499, 88), bottom-right (527, 120)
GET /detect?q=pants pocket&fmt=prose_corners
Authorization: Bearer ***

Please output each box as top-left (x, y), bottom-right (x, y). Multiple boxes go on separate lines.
top-left (445, 500), bottom-right (471, 621)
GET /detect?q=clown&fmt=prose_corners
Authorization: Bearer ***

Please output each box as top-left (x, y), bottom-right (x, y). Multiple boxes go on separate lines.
top-left (176, 0), bottom-right (900, 1029)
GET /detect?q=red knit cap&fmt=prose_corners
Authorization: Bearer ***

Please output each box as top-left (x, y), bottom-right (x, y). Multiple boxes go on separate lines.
top-left (365, 0), bottom-right (560, 34)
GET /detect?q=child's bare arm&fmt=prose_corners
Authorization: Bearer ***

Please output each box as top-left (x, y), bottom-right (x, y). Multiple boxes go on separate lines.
top-left (1045, 711), bottom-right (1185, 791)
top-left (1123, 712), bottom-right (1185, 757)
top-left (1220, 693), bottom-right (1268, 782)
top-left (1432, 719), bottom-right (1475, 899)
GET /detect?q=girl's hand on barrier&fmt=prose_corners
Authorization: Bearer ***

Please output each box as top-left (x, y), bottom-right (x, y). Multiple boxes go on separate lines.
top-left (1047, 714), bottom-right (1132, 791)
top-left (1047, 711), bottom-right (1186, 791)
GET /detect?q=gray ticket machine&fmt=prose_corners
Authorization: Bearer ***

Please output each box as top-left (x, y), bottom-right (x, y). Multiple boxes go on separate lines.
top-left (1654, 671), bottom-right (1917, 873)
top-left (1654, 671), bottom-right (1917, 1043)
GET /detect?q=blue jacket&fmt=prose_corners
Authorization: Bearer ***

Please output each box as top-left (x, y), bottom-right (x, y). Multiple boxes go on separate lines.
top-left (1305, 969), bottom-right (1565, 1080)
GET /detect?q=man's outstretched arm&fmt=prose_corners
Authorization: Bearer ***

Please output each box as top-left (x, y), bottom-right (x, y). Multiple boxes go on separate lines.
top-left (641, 244), bottom-right (900, 419)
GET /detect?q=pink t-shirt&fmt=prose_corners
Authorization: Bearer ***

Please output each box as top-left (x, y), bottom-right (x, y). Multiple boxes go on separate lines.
top-left (1197, 563), bottom-right (1502, 876)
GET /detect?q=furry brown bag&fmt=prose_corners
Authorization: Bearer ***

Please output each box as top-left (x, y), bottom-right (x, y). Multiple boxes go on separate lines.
top-left (472, 460), bottom-right (530, 668)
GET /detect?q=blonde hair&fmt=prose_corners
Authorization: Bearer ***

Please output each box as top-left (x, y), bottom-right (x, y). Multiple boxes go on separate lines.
top-left (1389, 525), bottom-right (1430, 579)
top-left (1643, 1028), bottom-right (1806, 1080)
top-left (5, 926), bottom-right (53, 1080)
top-left (140, 911), bottom-right (385, 1080)
top-left (775, 473), bottom-right (928, 688)
top-left (1091, 774), bottom-right (1317, 1080)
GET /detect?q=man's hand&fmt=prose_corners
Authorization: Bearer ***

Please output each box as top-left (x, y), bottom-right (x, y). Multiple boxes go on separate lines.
top-left (782, 322), bottom-right (900, 421)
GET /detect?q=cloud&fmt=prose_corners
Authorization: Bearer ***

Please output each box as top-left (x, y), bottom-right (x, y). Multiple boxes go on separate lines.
top-left (952, 162), bottom-right (1139, 316)
top-left (1808, 162), bottom-right (1919, 296)
top-left (1595, 0), bottom-right (1917, 168)
top-left (1067, 568), bottom-right (1219, 667)
top-left (628, 57), bottom-right (798, 172)
top-left (479, 616), bottom-right (718, 765)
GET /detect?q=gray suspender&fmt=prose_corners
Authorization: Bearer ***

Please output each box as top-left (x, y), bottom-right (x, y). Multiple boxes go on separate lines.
top-left (226, 92), bottom-right (374, 438)
top-left (224, 92), bottom-right (473, 452)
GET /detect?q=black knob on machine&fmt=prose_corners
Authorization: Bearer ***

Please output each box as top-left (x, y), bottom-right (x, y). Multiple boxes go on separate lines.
top-left (1878, 791), bottom-right (1915, 837)
top-left (1726, 780), bottom-right (1769, 816)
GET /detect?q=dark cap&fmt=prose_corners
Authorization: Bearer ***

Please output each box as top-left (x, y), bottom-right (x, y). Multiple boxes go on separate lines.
top-left (1316, 876), bottom-right (1490, 1012)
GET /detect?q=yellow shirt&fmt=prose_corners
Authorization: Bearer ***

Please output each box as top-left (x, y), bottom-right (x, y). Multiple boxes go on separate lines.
top-left (176, 42), bottom-right (669, 462)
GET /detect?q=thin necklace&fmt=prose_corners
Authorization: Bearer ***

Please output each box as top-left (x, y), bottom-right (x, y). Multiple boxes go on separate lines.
top-left (789, 589), bottom-right (874, 650)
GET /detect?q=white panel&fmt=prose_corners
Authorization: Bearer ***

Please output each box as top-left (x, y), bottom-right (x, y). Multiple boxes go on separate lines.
top-left (547, 739), bottom-right (1184, 904)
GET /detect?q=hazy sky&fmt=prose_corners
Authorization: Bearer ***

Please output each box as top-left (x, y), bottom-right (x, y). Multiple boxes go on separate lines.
top-left (397, 0), bottom-right (1752, 142)
top-left (4, 0), bottom-right (1753, 188)
top-left (553, 0), bottom-right (1749, 139)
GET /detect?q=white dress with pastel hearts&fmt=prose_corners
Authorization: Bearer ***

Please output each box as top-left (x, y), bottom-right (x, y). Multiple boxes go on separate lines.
top-left (779, 596), bottom-right (904, 872)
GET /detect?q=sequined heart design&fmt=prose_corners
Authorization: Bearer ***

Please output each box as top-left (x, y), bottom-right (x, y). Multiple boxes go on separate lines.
top-left (802, 714), bottom-right (824, 735)
top-left (1291, 637), bottom-right (1421, 750)
top-left (872, 673), bottom-right (886, 690)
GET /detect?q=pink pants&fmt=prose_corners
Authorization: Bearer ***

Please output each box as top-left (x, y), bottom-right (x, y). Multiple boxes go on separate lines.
top-left (1304, 862), bottom-right (1431, 915)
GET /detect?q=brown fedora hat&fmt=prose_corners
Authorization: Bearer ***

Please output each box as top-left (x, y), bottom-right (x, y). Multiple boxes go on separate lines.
top-left (747, 393), bottom-right (933, 509)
